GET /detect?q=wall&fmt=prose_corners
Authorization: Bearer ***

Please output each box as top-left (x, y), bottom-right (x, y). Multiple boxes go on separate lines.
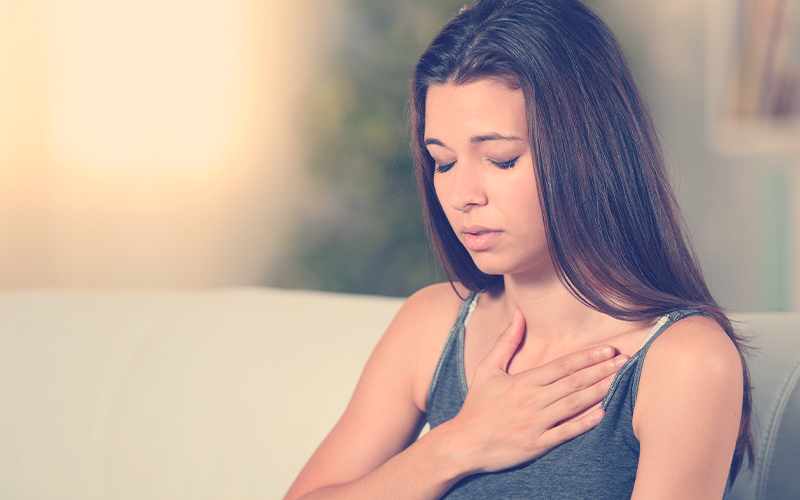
top-left (596, 0), bottom-right (799, 311)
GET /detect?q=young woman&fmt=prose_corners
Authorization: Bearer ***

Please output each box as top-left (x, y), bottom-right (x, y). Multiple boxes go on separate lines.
top-left (284, 0), bottom-right (753, 498)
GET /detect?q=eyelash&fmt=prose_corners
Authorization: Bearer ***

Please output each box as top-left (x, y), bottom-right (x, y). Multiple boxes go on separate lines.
top-left (435, 161), bottom-right (456, 174)
top-left (434, 157), bottom-right (520, 174)
top-left (492, 157), bottom-right (518, 170)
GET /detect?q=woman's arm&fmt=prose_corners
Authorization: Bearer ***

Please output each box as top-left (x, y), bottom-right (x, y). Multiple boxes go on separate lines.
top-left (282, 284), bottom-right (463, 500)
top-left (631, 316), bottom-right (743, 500)
top-left (284, 284), bottom-right (629, 500)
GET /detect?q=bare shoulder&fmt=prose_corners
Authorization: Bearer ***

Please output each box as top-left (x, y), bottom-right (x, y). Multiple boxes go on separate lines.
top-left (385, 282), bottom-right (469, 411)
top-left (640, 314), bottom-right (742, 388)
top-left (389, 282), bottom-right (468, 343)
top-left (631, 313), bottom-right (744, 498)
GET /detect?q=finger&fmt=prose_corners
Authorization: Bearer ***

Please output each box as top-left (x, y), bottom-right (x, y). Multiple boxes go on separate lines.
top-left (538, 354), bottom-right (628, 407)
top-left (539, 408), bottom-right (605, 451)
top-left (546, 371), bottom-right (618, 419)
top-left (477, 309), bottom-right (525, 375)
top-left (532, 345), bottom-right (618, 385)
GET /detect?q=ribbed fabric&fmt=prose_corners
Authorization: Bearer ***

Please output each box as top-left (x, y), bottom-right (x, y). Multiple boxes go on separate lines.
top-left (426, 293), bottom-right (725, 499)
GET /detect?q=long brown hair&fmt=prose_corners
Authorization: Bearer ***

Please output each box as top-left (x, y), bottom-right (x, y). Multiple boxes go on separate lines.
top-left (410, 0), bottom-right (753, 482)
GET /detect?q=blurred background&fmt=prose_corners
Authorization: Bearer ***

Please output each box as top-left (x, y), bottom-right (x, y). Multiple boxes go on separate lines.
top-left (0, 0), bottom-right (798, 311)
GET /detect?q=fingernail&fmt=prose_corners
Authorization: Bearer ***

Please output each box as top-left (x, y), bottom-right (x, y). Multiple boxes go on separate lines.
top-left (613, 355), bottom-right (628, 368)
top-left (592, 409), bottom-right (604, 422)
top-left (597, 346), bottom-right (614, 359)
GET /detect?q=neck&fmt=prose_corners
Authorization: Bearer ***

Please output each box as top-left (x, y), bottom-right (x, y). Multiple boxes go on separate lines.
top-left (497, 268), bottom-right (618, 349)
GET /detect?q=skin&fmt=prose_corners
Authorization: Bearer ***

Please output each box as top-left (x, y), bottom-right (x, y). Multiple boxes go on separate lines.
top-left (283, 79), bottom-right (743, 500)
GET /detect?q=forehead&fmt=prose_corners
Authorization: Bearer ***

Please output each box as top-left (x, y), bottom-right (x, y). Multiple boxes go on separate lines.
top-left (424, 79), bottom-right (527, 141)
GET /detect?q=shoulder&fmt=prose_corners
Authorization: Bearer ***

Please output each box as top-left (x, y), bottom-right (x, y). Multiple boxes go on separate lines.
top-left (630, 313), bottom-right (743, 498)
top-left (381, 282), bottom-right (470, 411)
top-left (638, 314), bottom-right (742, 400)
top-left (389, 282), bottom-right (470, 342)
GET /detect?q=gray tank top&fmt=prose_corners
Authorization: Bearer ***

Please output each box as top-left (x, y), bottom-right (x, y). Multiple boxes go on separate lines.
top-left (426, 292), bottom-right (727, 499)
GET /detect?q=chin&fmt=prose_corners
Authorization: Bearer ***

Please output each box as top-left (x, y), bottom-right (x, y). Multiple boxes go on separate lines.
top-left (468, 254), bottom-right (513, 276)
top-left (469, 252), bottom-right (551, 279)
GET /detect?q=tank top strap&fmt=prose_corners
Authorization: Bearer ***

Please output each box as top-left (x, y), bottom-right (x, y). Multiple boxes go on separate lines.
top-left (426, 291), bottom-right (479, 412)
top-left (629, 308), bottom-right (714, 408)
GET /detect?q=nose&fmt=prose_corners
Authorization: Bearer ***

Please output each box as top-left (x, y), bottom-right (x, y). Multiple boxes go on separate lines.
top-left (442, 161), bottom-right (488, 212)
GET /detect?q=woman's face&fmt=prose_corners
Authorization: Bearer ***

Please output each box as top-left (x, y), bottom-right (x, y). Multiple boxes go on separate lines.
top-left (425, 79), bottom-right (553, 279)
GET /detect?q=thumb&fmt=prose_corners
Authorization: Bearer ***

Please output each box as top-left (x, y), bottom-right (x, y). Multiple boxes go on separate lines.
top-left (479, 309), bottom-right (525, 374)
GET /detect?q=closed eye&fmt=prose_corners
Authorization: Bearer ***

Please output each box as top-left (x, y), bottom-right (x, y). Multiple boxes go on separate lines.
top-left (435, 161), bottom-right (456, 174)
top-left (491, 157), bottom-right (519, 170)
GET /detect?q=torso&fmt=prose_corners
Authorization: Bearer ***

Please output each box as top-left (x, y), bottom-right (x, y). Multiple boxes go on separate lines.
top-left (425, 292), bottom-right (727, 499)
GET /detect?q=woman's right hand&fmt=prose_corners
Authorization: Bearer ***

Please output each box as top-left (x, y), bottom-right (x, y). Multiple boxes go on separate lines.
top-left (440, 309), bottom-right (628, 474)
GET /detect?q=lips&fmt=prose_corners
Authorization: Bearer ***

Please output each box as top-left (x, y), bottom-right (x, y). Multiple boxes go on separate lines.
top-left (462, 225), bottom-right (502, 251)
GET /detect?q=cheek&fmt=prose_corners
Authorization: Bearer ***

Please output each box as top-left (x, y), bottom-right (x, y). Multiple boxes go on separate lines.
top-left (433, 182), bottom-right (462, 235)
top-left (432, 177), bottom-right (443, 203)
top-left (432, 177), bottom-right (450, 214)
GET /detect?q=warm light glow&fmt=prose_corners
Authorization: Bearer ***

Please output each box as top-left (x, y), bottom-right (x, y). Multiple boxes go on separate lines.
top-left (45, 0), bottom-right (240, 172)
top-left (0, 0), bottom-right (333, 287)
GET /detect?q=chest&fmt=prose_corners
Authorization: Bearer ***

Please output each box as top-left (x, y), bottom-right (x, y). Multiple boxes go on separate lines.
top-left (426, 326), bottom-right (644, 500)
top-left (461, 317), bottom-right (651, 390)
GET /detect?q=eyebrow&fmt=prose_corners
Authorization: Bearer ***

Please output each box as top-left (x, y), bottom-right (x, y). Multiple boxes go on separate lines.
top-left (424, 133), bottom-right (522, 147)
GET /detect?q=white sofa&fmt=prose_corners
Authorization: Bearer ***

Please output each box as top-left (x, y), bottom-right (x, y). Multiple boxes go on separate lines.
top-left (0, 287), bottom-right (797, 500)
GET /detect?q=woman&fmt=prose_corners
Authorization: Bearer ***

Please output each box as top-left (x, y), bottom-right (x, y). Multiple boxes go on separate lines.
top-left (285, 0), bottom-right (753, 498)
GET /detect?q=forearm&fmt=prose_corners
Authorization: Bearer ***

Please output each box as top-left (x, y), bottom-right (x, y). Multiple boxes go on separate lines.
top-left (289, 423), bottom-right (472, 500)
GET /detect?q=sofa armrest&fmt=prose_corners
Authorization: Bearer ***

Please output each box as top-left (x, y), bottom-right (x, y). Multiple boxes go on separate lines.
top-left (727, 313), bottom-right (800, 500)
